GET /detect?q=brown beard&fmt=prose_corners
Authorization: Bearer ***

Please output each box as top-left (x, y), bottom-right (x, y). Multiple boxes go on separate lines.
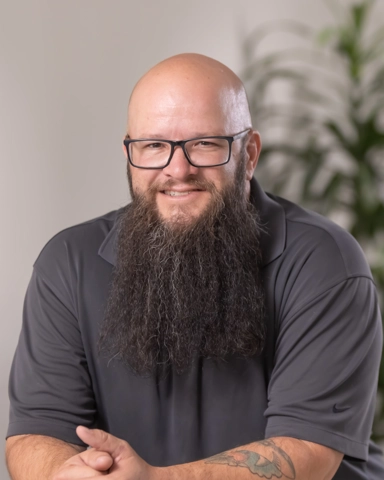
top-left (99, 157), bottom-right (266, 375)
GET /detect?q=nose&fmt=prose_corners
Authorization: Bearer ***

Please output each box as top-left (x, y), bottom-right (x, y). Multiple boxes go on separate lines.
top-left (162, 145), bottom-right (199, 180)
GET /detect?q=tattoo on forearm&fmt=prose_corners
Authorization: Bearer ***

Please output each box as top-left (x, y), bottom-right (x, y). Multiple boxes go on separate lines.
top-left (205, 439), bottom-right (296, 479)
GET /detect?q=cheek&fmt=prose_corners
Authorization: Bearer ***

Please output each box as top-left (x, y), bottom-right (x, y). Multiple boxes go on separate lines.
top-left (204, 163), bottom-right (237, 190)
top-left (130, 168), bottom-right (160, 194)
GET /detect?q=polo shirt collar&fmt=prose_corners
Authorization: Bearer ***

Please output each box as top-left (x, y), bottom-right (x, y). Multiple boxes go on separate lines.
top-left (249, 177), bottom-right (286, 267)
top-left (98, 177), bottom-right (286, 268)
top-left (98, 215), bottom-right (120, 266)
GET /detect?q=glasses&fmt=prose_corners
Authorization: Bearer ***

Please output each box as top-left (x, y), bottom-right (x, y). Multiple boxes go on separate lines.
top-left (123, 129), bottom-right (250, 169)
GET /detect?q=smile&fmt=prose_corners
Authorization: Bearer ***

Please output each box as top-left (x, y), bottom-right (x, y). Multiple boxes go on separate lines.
top-left (162, 190), bottom-right (202, 197)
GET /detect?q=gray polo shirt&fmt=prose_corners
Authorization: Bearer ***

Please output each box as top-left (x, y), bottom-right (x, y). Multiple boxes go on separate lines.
top-left (8, 179), bottom-right (384, 478)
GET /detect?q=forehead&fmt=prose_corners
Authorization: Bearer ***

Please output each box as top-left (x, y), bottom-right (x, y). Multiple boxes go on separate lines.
top-left (127, 74), bottom-right (241, 138)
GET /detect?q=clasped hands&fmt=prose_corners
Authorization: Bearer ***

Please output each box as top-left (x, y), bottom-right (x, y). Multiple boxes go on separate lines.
top-left (53, 426), bottom-right (158, 479)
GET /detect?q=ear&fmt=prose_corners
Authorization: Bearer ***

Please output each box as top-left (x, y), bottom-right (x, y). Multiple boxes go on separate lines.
top-left (244, 130), bottom-right (262, 181)
top-left (122, 139), bottom-right (128, 158)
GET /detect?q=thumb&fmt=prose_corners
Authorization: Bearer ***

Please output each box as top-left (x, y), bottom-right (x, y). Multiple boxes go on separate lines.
top-left (76, 426), bottom-right (132, 459)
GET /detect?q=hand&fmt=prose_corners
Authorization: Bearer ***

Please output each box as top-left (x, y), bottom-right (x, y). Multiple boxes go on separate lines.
top-left (52, 446), bottom-right (113, 479)
top-left (75, 426), bottom-right (156, 480)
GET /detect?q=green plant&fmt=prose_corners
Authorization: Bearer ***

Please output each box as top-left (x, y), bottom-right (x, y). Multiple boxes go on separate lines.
top-left (242, 0), bottom-right (384, 440)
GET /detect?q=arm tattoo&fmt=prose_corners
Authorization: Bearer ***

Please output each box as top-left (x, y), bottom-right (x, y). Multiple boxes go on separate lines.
top-left (205, 439), bottom-right (296, 479)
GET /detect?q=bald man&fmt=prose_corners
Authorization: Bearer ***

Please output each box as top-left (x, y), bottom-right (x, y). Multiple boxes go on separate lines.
top-left (6, 54), bottom-right (384, 480)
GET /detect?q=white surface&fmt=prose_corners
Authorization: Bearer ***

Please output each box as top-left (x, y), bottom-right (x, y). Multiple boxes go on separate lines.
top-left (1, 1), bottom-right (382, 477)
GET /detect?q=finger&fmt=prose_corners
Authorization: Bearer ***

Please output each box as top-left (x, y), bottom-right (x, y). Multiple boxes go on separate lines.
top-left (80, 448), bottom-right (114, 471)
top-left (76, 426), bottom-right (132, 459)
top-left (53, 463), bottom-right (109, 479)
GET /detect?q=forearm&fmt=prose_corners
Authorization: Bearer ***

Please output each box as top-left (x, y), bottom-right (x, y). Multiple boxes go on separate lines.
top-left (155, 436), bottom-right (343, 480)
top-left (6, 434), bottom-right (85, 480)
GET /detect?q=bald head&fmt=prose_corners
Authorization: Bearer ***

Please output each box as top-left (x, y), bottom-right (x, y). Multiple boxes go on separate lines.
top-left (127, 53), bottom-right (252, 138)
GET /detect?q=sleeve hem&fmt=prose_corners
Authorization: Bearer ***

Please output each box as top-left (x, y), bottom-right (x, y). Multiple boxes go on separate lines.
top-left (265, 421), bottom-right (368, 461)
top-left (6, 420), bottom-right (88, 447)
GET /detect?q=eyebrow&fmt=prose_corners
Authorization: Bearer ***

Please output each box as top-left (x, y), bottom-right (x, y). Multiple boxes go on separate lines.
top-left (125, 132), bottom-right (224, 140)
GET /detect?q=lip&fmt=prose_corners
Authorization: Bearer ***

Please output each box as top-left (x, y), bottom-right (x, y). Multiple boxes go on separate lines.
top-left (160, 187), bottom-right (203, 193)
top-left (158, 189), bottom-right (206, 200)
top-left (163, 189), bottom-right (201, 194)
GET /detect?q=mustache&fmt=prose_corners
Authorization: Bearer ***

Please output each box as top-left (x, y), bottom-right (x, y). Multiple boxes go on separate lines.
top-left (148, 177), bottom-right (218, 194)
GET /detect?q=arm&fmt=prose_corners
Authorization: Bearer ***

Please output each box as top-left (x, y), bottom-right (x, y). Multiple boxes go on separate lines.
top-left (161, 436), bottom-right (343, 480)
top-left (6, 434), bottom-right (114, 480)
top-left (7, 268), bottom-right (99, 474)
top-left (76, 427), bottom-right (343, 480)
top-left (6, 434), bottom-right (84, 480)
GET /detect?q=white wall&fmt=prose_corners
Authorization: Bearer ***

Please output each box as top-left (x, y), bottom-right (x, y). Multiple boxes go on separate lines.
top-left (1, 1), bottom-right (382, 477)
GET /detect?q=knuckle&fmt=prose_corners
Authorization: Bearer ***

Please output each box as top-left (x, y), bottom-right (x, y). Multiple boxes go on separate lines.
top-left (99, 430), bottom-right (109, 443)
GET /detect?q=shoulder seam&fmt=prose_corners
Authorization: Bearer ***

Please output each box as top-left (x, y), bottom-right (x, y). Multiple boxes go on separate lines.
top-left (32, 264), bottom-right (78, 320)
top-left (281, 275), bottom-right (376, 324)
top-left (285, 217), bottom-right (352, 274)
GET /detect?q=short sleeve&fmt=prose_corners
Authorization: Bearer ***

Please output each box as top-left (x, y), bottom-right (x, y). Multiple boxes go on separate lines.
top-left (7, 267), bottom-right (97, 445)
top-left (264, 276), bottom-right (383, 460)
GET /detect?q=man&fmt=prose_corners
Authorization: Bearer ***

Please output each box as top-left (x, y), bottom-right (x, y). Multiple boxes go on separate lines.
top-left (6, 53), bottom-right (384, 479)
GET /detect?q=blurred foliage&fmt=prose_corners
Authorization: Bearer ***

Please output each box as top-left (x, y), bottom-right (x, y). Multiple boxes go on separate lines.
top-left (242, 0), bottom-right (384, 440)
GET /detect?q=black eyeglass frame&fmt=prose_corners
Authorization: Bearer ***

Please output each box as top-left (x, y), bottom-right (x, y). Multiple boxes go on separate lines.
top-left (123, 128), bottom-right (251, 169)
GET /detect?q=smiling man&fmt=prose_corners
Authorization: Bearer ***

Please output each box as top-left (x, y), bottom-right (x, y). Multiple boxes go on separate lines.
top-left (6, 54), bottom-right (384, 480)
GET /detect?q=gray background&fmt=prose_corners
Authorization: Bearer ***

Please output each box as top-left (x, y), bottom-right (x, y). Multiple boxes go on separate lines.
top-left (2, 1), bottom-right (383, 478)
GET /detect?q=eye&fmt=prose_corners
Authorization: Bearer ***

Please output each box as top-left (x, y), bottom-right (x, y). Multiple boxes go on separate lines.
top-left (145, 142), bottom-right (164, 149)
top-left (195, 140), bottom-right (217, 147)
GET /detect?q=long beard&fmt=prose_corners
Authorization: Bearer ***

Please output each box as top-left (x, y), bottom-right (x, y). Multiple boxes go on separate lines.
top-left (99, 159), bottom-right (266, 375)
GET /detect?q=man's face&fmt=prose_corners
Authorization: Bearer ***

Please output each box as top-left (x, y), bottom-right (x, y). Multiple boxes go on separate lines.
top-left (125, 78), bottom-right (258, 224)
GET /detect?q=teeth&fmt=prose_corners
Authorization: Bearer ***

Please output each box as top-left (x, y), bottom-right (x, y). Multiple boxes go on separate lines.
top-left (164, 190), bottom-right (191, 196)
